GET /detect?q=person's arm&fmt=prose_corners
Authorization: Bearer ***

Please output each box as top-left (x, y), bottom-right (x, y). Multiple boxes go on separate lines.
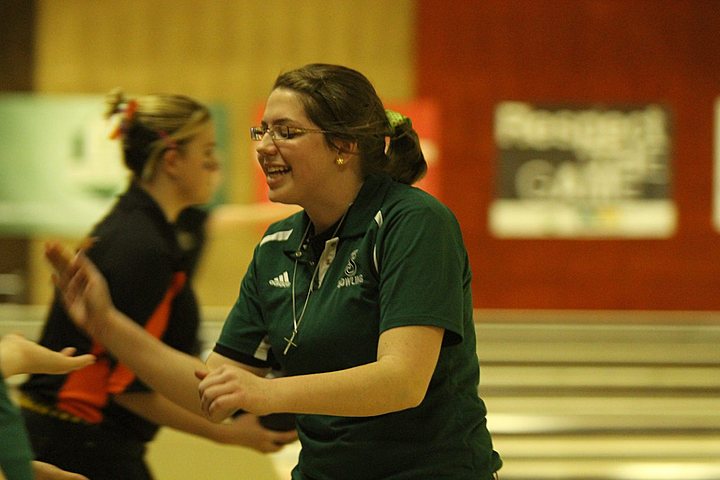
top-left (45, 241), bottom-right (272, 418)
top-left (46, 241), bottom-right (214, 415)
top-left (198, 325), bottom-right (443, 422)
top-left (46, 240), bottom-right (442, 423)
top-left (113, 391), bottom-right (296, 452)
top-left (0, 333), bottom-right (95, 378)
top-left (32, 461), bottom-right (89, 480)
top-left (0, 334), bottom-right (93, 480)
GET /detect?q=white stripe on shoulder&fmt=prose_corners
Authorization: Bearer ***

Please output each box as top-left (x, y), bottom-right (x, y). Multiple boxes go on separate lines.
top-left (259, 229), bottom-right (293, 246)
top-left (253, 336), bottom-right (271, 361)
top-left (373, 210), bottom-right (383, 274)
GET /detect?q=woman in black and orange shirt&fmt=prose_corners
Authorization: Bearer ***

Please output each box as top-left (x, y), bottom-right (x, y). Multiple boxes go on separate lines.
top-left (20, 90), bottom-right (296, 480)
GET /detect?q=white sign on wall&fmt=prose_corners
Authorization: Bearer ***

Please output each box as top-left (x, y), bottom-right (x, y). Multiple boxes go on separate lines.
top-left (489, 102), bottom-right (676, 238)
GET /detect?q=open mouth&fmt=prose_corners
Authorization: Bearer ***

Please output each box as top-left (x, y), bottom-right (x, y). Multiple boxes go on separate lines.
top-left (266, 166), bottom-right (291, 178)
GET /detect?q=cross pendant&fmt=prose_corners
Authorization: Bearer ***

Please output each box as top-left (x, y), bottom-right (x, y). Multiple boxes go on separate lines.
top-left (283, 332), bottom-right (298, 355)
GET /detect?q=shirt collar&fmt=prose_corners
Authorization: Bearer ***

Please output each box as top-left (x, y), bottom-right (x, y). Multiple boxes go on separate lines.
top-left (282, 173), bottom-right (394, 255)
top-left (118, 181), bottom-right (168, 223)
top-left (342, 173), bottom-right (393, 237)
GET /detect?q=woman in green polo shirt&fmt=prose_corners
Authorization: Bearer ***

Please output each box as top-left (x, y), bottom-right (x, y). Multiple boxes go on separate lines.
top-left (45, 64), bottom-right (502, 479)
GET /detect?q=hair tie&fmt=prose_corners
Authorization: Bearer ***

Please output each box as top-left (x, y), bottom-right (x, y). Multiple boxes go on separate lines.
top-left (385, 109), bottom-right (410, 130)
top-left (124, 99), bottom-right (138, 121)
top-left (109, 99), bottom-right (139, 140)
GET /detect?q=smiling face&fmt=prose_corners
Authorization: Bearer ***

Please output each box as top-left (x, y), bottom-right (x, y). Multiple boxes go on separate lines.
top-left (255, 88), bottom-right (340, 209)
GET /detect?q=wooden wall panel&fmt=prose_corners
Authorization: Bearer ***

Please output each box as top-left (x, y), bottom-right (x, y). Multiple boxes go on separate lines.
top-left (34, 0), bottom-right (415, 203)
top-left (417, 0), bottom-right (720, 312)
top-left (33, 0), bottom-right (415, 306)
top-left (31, 0), bottom-right (415, 306)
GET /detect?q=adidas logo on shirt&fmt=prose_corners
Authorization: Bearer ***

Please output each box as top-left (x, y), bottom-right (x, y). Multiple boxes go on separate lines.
top-left (269, 271), bottom-right (291, 288)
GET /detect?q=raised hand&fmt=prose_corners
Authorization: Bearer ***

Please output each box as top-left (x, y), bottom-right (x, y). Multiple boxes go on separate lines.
top-left (45, 241), bottom-right (115, 339)
top-left (0, 333), bottom-right (95, 378)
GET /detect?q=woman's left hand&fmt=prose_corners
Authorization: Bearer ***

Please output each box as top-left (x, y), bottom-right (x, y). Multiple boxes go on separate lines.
top-left (196, 365), bottom-right (271, 422)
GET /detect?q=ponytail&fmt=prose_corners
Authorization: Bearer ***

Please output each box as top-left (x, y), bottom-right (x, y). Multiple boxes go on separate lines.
top-left (104, 89), bottom-right (211, 181)
top-left (383, 110), bottom-right (427, 185)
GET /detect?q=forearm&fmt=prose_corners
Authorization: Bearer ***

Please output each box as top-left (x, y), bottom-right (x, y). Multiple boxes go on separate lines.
top-left (0, 335), bottom-right (24, 377)
top-left (264, 326), bottom-right (442, 417)
top-left (114, 392), bottom-right (223, 442)
top-left (201, 326), bottom-right (442, 420)
top-left (98, 308), bottom-right (205, 415)
top-left (0, 346), bottom-right (17, 378)
top-left (267, 358), bottom-right (425, 417)
top-left (116, 391), bottom-right (299, 452)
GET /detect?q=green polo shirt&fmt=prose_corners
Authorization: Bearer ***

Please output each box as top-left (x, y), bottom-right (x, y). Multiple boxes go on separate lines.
top-left (216, 174), bottom-right (501, 479)
top-left (0, 378), bottom-right (34, 480)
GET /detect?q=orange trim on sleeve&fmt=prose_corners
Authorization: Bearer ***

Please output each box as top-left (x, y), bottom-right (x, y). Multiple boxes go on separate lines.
top-left (57, 272), bottom-right (188, 421)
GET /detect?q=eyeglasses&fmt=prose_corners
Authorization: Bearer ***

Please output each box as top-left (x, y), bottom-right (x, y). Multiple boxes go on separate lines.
top-left (250, 125), bottom-right (330, 141)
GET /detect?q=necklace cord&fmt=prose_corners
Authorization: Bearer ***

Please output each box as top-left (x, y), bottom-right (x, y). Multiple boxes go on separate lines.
top-left (285, 210), bottom-right (349, 354)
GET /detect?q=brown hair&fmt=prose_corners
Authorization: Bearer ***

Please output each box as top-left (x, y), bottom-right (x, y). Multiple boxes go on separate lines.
top-left (272, 64), bottom-right (426, 185)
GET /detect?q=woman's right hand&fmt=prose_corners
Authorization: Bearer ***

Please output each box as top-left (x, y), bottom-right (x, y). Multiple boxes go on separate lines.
top-left (45, 241), bottom-right (115, 339)
top-left (217, 413), bottom-right (297, 453)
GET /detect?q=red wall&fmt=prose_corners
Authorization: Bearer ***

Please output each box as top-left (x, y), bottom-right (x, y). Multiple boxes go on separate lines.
top-left (417, 0), bottom-right (720, 310)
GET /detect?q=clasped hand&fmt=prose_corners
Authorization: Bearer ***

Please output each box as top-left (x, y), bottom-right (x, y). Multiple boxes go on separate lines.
top-left (196, 365), bottom-right (270, 423)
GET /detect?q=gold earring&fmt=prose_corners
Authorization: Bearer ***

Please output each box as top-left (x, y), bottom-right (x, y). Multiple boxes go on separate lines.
top-left (335, 157), bottom-right (345, 166)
